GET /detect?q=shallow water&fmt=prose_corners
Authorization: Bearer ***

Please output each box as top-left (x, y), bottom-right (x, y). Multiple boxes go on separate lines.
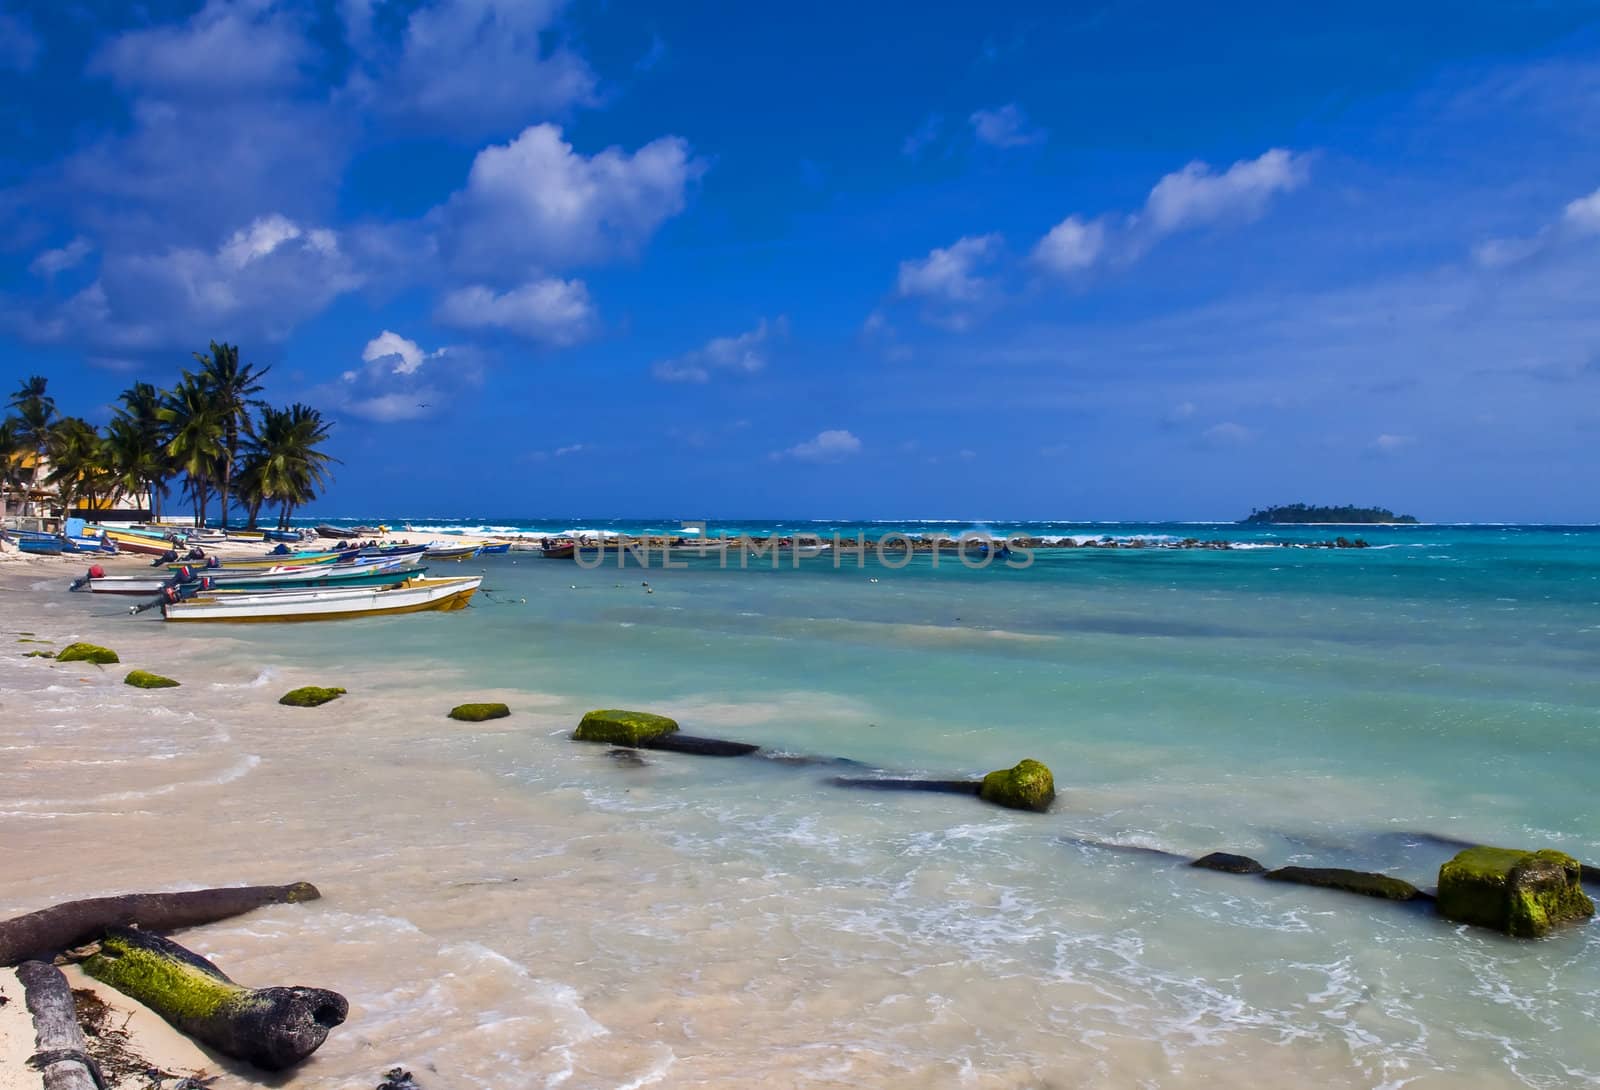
top-left (4, 522), bottom-right (1599, 1088)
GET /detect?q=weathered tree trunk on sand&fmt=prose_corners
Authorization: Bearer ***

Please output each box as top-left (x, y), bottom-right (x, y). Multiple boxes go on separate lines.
top-left (0, 881), bottom-right (321, 966)
top-left (16, 961), bottom-right (100, 1090)
top-left (83, 927), bottom-right (347, 1071)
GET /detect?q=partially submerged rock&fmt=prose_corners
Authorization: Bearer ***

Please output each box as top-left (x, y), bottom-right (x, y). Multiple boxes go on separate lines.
top-left (1437, 846), bottom-right (1595, 937)
top-left (56, 642), bottom-right (119, 665)
top-left (124, 669), bottom-right (179, 689)
top-left (83, 927), bottom-right (347, 1071)
top-left (1265, 866), bottom-right (1423, 901)
top-left (1192, 852), bottom-right (1267, 874)
top-left (278, 686), bottom-right (346, 708)
top-left (574, 709), bottom-right (679, 746)
top-left (448, 702), bottom-right (510, 722)
top-left (978, 759), bottom-right (1055, 812)
top-left (22, 650), bottom-right (53, 658)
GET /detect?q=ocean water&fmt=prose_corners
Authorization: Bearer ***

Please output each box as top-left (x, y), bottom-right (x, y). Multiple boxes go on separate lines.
top-left (7, 521), bottom-right (1600, 1088)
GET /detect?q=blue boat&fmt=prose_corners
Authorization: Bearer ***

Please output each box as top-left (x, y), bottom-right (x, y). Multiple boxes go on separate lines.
top-left (14, 531), bottom-right (64, 555)
top-left (478, 542), bottom-right (511, 555)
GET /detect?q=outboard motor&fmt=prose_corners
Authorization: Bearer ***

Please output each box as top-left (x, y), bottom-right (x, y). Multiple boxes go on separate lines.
top-left (70, 563), bottom-right (106, 591)
top-left (176, 565), bottom-right (195, 583)
top-left (185, 547), bottom-right (205, 561)
top-left (153, 548), bottom-right (178, 567)
top-left (206, 554), bottom-right (221, 568)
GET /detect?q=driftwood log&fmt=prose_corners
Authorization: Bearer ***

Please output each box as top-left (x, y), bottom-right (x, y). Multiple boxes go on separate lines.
top-left (0, 882), bottom-right (320, 966)
top-left (83, 926), bottom-right (347, 1071)
top-left (16, 961), bottom-right (100, 1090)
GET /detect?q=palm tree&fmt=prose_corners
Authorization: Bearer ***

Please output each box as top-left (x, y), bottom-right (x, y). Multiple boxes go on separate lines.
top-left (193, 342), bottom-right (268, 529)
top-left (111, 382), bottom-right (171, 520)
top-left (245, 404), bottom-right (338, 529)
top-left (159, 375), bottom-right (224, 527)
top-left (45, 417), bottom-right (111, 516)
top-left (8, 376), bottom-right (57, 511)
top-left (0, 417), bottom-right (28, 523)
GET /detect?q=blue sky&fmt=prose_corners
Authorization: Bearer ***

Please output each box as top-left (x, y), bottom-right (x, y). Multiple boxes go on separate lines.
top-left (4, 1), bottom-right (1600, 521)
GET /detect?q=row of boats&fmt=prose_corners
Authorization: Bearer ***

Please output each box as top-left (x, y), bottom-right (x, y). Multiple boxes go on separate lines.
top-left (69, 540), bottom-right (487, 622)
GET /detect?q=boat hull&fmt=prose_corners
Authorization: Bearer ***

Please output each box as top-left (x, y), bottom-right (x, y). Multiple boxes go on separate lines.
top-left (162, 577), bottom-right (481, 622)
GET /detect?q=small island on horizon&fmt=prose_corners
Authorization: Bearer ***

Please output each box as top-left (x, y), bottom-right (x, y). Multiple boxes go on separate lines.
top-left (1241, 503), bottom-right (1419, 525)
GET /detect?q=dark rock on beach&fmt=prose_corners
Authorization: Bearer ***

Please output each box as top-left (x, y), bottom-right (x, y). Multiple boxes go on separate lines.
top-left (830, 776), bottom-right (982, 796)
top-left (1191, 852), bottom-right (1267, 874)
top-left (378, 1068), bottom-right (425, 1090)
top-left (643, 734), bottom-right (760, 757)
top-left (1264, 866), bottom-right (1423, 901)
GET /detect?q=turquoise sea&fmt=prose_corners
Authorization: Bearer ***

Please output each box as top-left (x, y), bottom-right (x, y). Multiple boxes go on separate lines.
top-left (49, 520), bottom-right (1600, 1086)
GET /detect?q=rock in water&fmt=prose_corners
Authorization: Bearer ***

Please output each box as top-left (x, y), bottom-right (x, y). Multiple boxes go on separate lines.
top-left (377, 1068), bottom-right (424, 1089)
top-left (574, 709), bottom-right (679, 746)
top-left (448, 702), bottom-right (510, 722)
top-left (1191, 852), bottom-right (1267, 874)
top-left (1436, 846), bottom-right (1596, 937)
top-left (56, 642), bottom-right (119, 665)
top-left (1264, 866), bottom-right (1423, 901)
top-left (83, 927), bottom-right (347, 1071)
top-left (278, 686), bottom-right (346, 708)
top-left (977, 759), bottom-right (1055, 812)
top-left (124, 669), bottom-right (179, 689)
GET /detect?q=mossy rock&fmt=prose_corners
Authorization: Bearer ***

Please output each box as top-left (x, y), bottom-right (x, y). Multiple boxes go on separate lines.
top-left (22, 650), bottom-right (54, 659)
top-left (57, 642), bottom-right (120, 665)
top-left (1437, 846), bottom-right (1595, 937)
top-left (449, 702), bottom-right (510, 722)
top-left (978, 758), bottom-right (1055, 812)
top-left (574, 709), bottom-right (679, 746)
top-left (125, 669), bottom-right (180, 689)
top-left (1192, 852), bottom-right (1266, 875)
top-left (278, 686), bottom-right (346, 708)
top-left (1265, 866), bottom-right (1421, 901)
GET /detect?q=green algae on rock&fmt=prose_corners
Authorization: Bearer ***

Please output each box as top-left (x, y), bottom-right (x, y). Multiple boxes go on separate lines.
top-left (1265, 866), bottom-right (1422, 901)
top-left (278, 686), bottom-right (346, 708)
top-left (574, 709), bottom-right (679, 746)
top-left (1437, 846), bottom-right (1595, 937)
top-left (56, 642), bottom-right (120, 665)
top-left (978, 759), bottom-right (1055, 812)
top-left (125, 669), bottom-right (180, 689)
top-left (83, 926), bottom-right (347, 1071)
top-left (449, 702), bottom-right (510, 722)
top-left (22, 650), bottom-right (54, 658)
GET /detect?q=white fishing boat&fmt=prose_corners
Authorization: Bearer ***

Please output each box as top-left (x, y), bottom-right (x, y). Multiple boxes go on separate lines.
top-left (75, 554), bottom-right (422, 595)
top-left (161, 576), bottom-right (482, 622)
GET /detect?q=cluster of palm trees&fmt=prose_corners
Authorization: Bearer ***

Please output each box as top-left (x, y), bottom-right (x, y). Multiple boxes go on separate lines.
top-left (0, 343), bottom-right (337, 530)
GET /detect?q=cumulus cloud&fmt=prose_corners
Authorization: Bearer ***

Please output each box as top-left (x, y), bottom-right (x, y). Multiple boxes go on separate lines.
top-left (773, 429), bottom-right (863, 462)
top-left (436, 123), bottom-right (705, 275)
top-left (1474, 183), bottom-right (1600, 268)
top-left (1369, 433), bottom-right (1417, 454)
top-left (0, 5), bottom-right (40, 71)
top-left (903, 114), bottom-right (942, 158)
top-left (11, 214), bottom-right (359, 352)
top-left (323, 330), bottom-right (467, 423)
top-left (29, 237), bottom-right (92, 278)
top-left (896, 234), bottom-right (1002, 329)
top-left (1034, 149), bottom-right (1310, 277)
top-left (1031, 216), bottom-right (1105, 275)
top-left (342, 0), bottom-right (596, 134)
top-left (652, 317), bottom-right (787, 382)
top-left (969, 104), bottom-right (1046, 148)
top-left (89, 0), bottom-right (313, 97)
top-left (435, 279), bottom-right (596, 345)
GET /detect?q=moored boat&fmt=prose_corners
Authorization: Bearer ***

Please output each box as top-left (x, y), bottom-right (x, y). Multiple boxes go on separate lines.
top-left (478, 542), bottom-right (511, 555)
top-left (161, 575), bottom-right (482, 622)
top-left (423, 544), bottom-right (480, 561)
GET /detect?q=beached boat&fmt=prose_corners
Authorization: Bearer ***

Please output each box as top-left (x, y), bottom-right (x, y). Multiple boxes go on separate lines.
top-left (165, 550), bottom-right (340, 572)
top-left (541, 540), bottom-right (576, 559)
top-left (88, 526), bottom-right (180, 556)
top-left (423, 544), bottom-right (480, 561)
top-left (14, 532), bottom-right (64, 555)
top-left (161, 575), bottom-right (482, 622)
top-left (478, 542), bottom-right (511, 555)
top-left (78, 556), bottom-right (422, 595)
top-left (316, 524), bottom-right (361, 540)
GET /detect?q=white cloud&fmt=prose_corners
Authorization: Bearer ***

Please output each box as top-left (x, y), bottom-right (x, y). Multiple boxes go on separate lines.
top-left (0, 6), bottom-right (40, 71)
top-left (29, 237), bottom-right (92, 278)
top-left (1031, 215), bottom-right (1105, 274)
top-left (435, 279), bottom-right (596, 345)
top-left (1201, 421), bottom-right (1253, 446)
top-left (1034, 149), bottom-right (1310, 278)
top-left (1475, 184), bottom-right (1600, 268)
top-left (437, 123), bottom-right (705, 274)
top-left (652, 317), bottom-right (786, 383)
top-left (774, 429), bottom-right (863, 462)
top-left (898, 234), bottom-right (999, 300)
top-left (342, 0), bottom-right (596, 134)
top-left (1137, 149), bottom-right (1309, 236)
top-left (14, 214), bottom-right (359, 352)
top-left (361, 330), bottom-right (441, 376)
top-left (89, 0), bottom-right (312, 97)
top-left (970, 104), bottom-right (1046, 148)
